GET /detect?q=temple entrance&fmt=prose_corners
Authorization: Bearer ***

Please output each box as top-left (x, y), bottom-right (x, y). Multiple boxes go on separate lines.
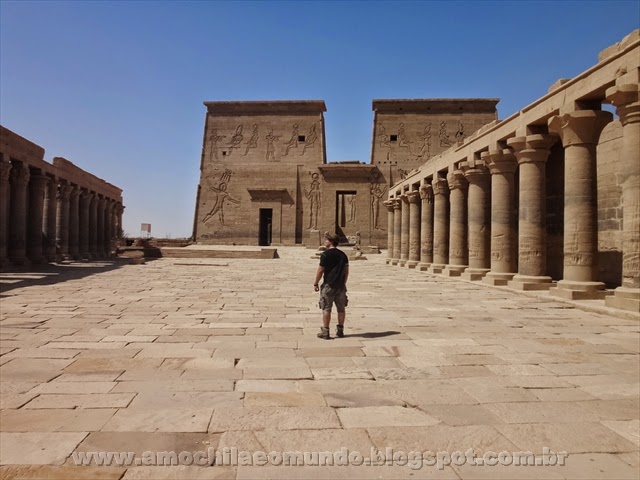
top-left (335, 191), bottom-right (357, 243)
top-left (258, 209), bottom-right (272, 246)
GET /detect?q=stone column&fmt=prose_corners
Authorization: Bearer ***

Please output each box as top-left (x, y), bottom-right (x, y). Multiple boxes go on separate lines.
top-left (9, 164), bottom-right (30, 265)
top-left (383, 200), bottom-right (395, 264)
top-left (406, 190), bottom-right (421, 268)
top-left (443, 169), bottom-right (468, 277)
top-left (89, 193), bottom-right (98, 258)
top-left (482, 149), bottom-right (518, 285)
top-left (27, 173), bottom-right (49, 264)
top-left (79, 189), bottom-right (91, 259)
top-left (507, 134), bottom-right (556, 290)
top-left (0, 157), bottom-right (12, 267)
top-left (68, 187), bottom-right (80, 259)
top-left (399, 194), bottom-right (410, 267)
top-left (605, 85), bottom-right (640, 312)
top-left (548, 109), bottom-right (613, 299)
top-left (428, 178), bottom-right (449, 274)
top-left (104, 200), bottom-right (113, 257)
top-left (417, 184), bottom-right (434, 271)
top-left (111, 202), bottom-right (118, 241)
top-left (391, 199), bottom-right (402, 266)
top-left (43, 176), bottom-right (58, 262)
top-left (116, 203), bottom-right (124, 239)
top-left (56, 183), bottom-right (72, 259)
top-left (461, 160), bottom-right (491, 280)
top-left (96, 196), bottom-right (105, 258)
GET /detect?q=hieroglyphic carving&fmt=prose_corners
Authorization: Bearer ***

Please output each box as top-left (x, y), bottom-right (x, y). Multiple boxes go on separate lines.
top-left (283, 123), bottom-right (299, 156)
top-left (416, 123), bottom-right (432, 161)
top-left (301, 124), bottom-right (318, 155)
top-left (209, 128), bottom-right (226, 160)
top-left (566, 224), bottom-right (594, 266)
top-left (303, 172), bottom-right (321, 229)
top-left (370, 171), bottom-right (387, 231)
top-left (397, 122), bottom-right (412, 154)
top-left (226, 125), bottom-right (244, 155)
top-left (439, 121), bottom-right (452, 147)
top-left (398, 169), bottom-right (409, 180)
top-left (455, 121), bottom-right (466, 143)
top-left (377, 123), bottom-right (391, 161)
top-left (202, 169), bottom-right (239, 227)
top-left (348, 194), bottom-right (357, 223)
top-left (265, 130), bottom-right (281, 161)
top-left (243, 124), bottom-right (259, 156)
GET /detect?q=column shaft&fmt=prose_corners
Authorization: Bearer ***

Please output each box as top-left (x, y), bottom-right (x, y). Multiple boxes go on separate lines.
top-left (56, 184), bottom-right (72, 258)
top-left (428, 178), bottom-right (449, 273)
top-left (443, 170), bottom-right (468, 276)
top-left (0, 157), bottom-right (11, 267)
top-left (399, 194), bottom-right (410, 266)
top-left (27, 173), bottom-right (49, 264)
top-left (97, 196), bottom-right (105, 258)
top-left (462, 162), bottom-right (490, 280)
top-left (418, 184), bottom-right (434, 271)
top-left (89, 194), bottom-right (98, 258)
top-left (43, 176), bottom-right (58, 261)
top-left (79, 190), bottom-right (91, 258)
top-left (383, 200), bottom-right (395, 264)
top-left (407, 191), bottom-right (421, 268)
top-left (392, 200), bottom-right (402, 265)
top-left (69, 188), bottom-right (80, 259)
top-left (9, 164), bottom-right (30, 265)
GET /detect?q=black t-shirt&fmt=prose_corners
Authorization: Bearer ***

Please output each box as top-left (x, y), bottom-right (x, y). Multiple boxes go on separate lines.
top-left (320, 248), bottom-right (349, 288)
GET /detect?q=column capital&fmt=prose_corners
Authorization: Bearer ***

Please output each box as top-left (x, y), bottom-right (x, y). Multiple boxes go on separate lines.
top-left (447, 169), bottom-right (468, 191)
top-left (383, 200), bottom-right (395, 212)
top-left (482, 149), bottom-right (517, 174)
top-left (406, 190), bottom-right (421, 204)
top-left (419, 184), bottom-right (433, 203)
top-left (0, 159), bottom-right (11, 182)
top-left (10, 164), bottom-right (30, 187)
top-left (392, 198), bottom-right (402, 211)
top-left (29, 173), bottom-right (50, 191)
top-left (115, 203), bottom-right (125, 215)
top-left (461, 159), bottom-right (489, 182)
top-left (432, 178), bottom-right (449, 196)
top-left (605, 84), bottom-right (640, 126)
top-left (69, 185), bottom-right (80, 199)
top-left (548, 110), bottom-right (613, 147)
top-left (57, 184), bottom-right (73, 201)
top-left (97, 195), bottom-right (106, 208)
top-left (507, 134), bottom-right (555, 165)
top-left (105, 199), bottom-right (115, 213)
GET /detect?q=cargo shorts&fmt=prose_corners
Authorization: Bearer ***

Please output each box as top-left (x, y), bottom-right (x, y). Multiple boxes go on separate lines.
top-left (319, 284), bottom-right (348, 313)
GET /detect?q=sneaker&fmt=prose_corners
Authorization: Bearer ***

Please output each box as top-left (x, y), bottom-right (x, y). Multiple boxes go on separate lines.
top-left (336, 325), bottom-right (344, 338)
top-left (317, 327), bottom-right (330, 340)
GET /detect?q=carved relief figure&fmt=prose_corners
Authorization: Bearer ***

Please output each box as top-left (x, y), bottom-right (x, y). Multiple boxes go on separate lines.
top-left (209, 128), bottom-right (226, 160)
top-left (348, 194), bottom-right (357, 223)
top-left (398, 122), bottom-right (412, 154)
top-left (454, 121), bottom-right (466, 143)
top-left (439, 121), bottom-right (452, 147)
top-left (416, 123), bottom-right (432, 161)
top-left (301, 124), bottom-right (318, 155)
top-left (265, 130), bottom-right (281, 161)
top-left (303, 172), bottom-right (321, 229)
top-left (377, 123), bottom-right (391, 160)
top-left (243, 124), bottom-right (259, 156)
top-left (202, 169), bottom-right (239, 227)
top-left (398, 168), bottom-right (409, 180)
top-left (283, 123), bottom-right (299, 156)
top-left (370, 178), bottom-right (387, 231)
top-left (227, 125), bottom-right (244, 155)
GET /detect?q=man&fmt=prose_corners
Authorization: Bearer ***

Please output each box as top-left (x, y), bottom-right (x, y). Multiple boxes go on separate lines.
top-left (314, 232), bottom-right (349, 339)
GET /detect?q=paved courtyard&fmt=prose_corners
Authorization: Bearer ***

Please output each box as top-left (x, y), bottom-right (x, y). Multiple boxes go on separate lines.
top-left (0, 247), bottom-right (638, 479)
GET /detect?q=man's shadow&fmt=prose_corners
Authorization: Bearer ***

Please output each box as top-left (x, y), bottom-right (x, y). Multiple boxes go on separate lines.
top-left (343, 331), bottom-right (401, 338)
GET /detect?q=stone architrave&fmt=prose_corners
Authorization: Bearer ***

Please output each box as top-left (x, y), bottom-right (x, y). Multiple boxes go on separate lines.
top-left (417, 183), bottom-right (434, 271)
top-left (27, 173), bottom-right (49, 264)
top-left (68, 187), bottom-right (80, 259)
top-left (9, 164), bottom-right (30, 265)
top-left (443, 169), bottom-right (468, 277)
top-left (43, 176), bottom-right (58, 262)
top-left (428, 178), bottom-right (449, 274)
top-left (96, 196), bottom-right (106, 259)
top-left (89, 193), bottom-right (98, 259)
top-left (548, 109), bottom-right (613, 299)
top-left (383, 200), bottom-right (395, 264)
top-left (507, 134), bottom-right (556, 290)
top-left (399, 193), bottom-right (410, 267)
top-left (79, 190), bottom-right (92, 259)
top-left (406, 190), bottom-right (421, 268)
top-left (605, 84), bottom-right (640, 312)
top-left (482, 149), bottom-right (518, 286)
top-left (56, 183), bottom-right (73, 258)
top-left (391, 199), bottom-right (402, 266)
top-left (461, 159), bottom-right (490, 280)
top-left (0, 157), bottom-right (12, 267)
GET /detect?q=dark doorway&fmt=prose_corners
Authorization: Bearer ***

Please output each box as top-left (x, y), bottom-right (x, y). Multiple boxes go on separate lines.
top-left (259, 209), bottom-right (273, 246)
top-left (335, 191), bottom-right (357, 242)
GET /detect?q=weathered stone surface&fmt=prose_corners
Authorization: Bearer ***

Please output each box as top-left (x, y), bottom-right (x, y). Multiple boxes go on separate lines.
top-left (0, 465), bottom-right (125, 479)
top-left (101, 408), bottom-right (214, 433)
top-left (1, 409), bottom-right (116, 432)
top-left (208, 407), bottom-right (341, 431)
top-left (337, 406), bottom-right (440, 428)
top-left (0, 432), bottom-right (88, 465)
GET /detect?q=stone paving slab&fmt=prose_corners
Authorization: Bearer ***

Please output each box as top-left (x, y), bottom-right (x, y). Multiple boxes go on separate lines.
top-left (1, 247), bottom-right (639, 478)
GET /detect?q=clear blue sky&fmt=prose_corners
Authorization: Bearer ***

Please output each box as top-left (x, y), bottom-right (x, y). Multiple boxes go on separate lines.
top-left (1, 1), bottom-right (638, 238)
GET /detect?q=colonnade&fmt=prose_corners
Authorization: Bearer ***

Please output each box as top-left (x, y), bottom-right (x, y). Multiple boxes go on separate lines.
top-left (385, 99), bottom-right (639, 312)
top-left (0, 154), bottom-right (124, 267)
